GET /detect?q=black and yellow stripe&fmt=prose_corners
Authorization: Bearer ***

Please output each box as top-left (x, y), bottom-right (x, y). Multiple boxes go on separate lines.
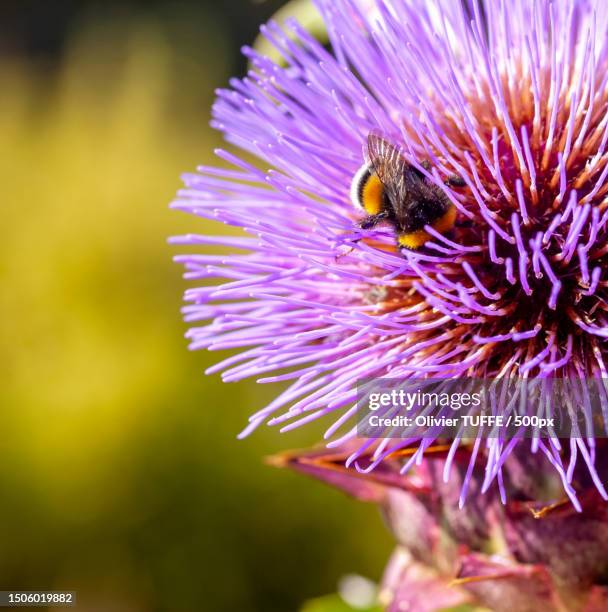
top-left (350, 164), bottom-right (386, 216)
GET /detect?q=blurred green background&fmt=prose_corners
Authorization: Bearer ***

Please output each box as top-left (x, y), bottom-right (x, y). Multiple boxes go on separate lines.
top-left (0, 1), bottom-right (392, 610)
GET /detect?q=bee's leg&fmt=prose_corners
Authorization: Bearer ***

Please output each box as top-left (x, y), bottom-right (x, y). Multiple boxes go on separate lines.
top-left (334, 245), bottom-right (355, 262)
top-left (411, 160), bottom-right (432, 180)
top-left (445, 174), bottom-right (466, 187)
top-left (414, 158), bottom-right (465, 186)
top-left (358, 211), bottom-right (389, 229)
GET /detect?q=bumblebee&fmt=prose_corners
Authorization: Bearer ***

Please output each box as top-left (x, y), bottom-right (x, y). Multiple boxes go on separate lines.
top-left (350, 134), bottom-right (463, 249)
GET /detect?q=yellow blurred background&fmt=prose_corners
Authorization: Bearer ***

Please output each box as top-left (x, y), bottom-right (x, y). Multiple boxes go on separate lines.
top-left (0, 2), bottom-right (391, 610)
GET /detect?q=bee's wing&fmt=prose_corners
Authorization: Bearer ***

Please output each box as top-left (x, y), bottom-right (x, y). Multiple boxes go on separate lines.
top-left (365, 133), bottom-right (410, 206)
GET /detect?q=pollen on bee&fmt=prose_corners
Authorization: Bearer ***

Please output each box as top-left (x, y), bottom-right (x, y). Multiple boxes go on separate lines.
top-left (398, 229), bottom-right (432, 249)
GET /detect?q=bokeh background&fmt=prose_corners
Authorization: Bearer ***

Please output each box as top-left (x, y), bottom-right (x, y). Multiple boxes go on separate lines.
top-left (0, 1), bottom-right (392, 610)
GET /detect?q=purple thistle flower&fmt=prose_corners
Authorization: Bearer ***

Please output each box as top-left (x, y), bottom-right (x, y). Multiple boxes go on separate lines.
top-left (172, 0), bottom-right (608, 510)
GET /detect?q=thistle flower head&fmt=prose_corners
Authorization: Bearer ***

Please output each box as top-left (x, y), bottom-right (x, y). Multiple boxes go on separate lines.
top-left (172, 0), bottom-right (608, 508)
